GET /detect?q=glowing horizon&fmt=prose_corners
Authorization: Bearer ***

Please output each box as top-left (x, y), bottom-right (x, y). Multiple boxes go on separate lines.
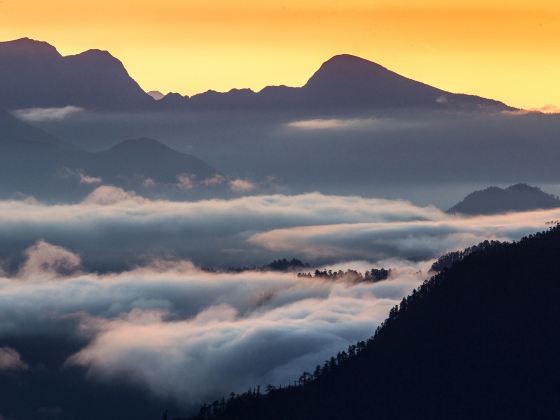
top-left (1, 0), bottom-right (559, 110)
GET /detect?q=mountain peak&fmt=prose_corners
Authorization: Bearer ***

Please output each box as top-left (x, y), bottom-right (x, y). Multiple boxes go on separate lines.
top-left (66, 49), bottom-right (124, 68)
top-left (506, 183), bottom-right (540, 193)
top-left (299, 52), bottom-right (453, 108)
top-left (322, 53), bottom-right (386, 69)
top-left (0, 38), bottom-right (153, 110)
top-left (0, 37), bottom-right (60, 59)
top-left (109, 137), bottom-right (171, 153)
top-left (448, 183), bottom-right (560, 215)
top-left (305, 54), bottom-right (392, 89)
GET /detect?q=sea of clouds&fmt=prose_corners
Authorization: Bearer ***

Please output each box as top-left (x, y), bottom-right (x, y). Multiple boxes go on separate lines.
top-left (1, 187), bottom-right (558, 407)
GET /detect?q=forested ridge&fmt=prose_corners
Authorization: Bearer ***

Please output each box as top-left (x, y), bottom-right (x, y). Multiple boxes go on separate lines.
top-left (182, 226), bottom-right (560, 420)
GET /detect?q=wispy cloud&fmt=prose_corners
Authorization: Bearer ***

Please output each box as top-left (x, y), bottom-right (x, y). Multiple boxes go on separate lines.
top-left (287, 118), bottom-right (378, 130)
top-left (177, 174), bottom-right (196, 190)
top-left (229, 178), bottom-right (256, 192)
top-left (13, 106), bottom-right (84, 122)
top-left (203, 175), bottom-right (226, 186)
top-left (0, 347), bottom-right (28, 372)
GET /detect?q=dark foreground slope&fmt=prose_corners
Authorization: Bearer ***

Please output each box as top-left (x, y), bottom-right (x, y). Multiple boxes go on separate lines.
top-left (188, 226), bottom-right (560, 420)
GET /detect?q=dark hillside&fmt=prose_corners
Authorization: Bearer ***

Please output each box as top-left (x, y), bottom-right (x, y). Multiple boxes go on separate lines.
top-left (187, 226), bottom-right (560, 420)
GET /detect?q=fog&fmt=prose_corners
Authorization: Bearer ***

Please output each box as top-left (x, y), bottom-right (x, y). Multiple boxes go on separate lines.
top-left (30, 109), bottom-right (560, 207)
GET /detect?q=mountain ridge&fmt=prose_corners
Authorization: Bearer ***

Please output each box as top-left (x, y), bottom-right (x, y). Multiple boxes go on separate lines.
top-left (0, 38), bottom-right (154, 110)
top-left (0, 38), bottom-right (512, 112)
top-left (0, 112), bottom-right (221, 199)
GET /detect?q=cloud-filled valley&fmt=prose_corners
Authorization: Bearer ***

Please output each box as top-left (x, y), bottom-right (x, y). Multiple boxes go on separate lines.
top-left (0, 188), bottom-right (558, 415)
top-left (0, 240), bottom-right (423, 410)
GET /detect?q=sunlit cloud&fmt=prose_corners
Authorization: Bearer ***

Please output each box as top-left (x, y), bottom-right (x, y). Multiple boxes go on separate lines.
top-left (229, 178), bottom-right (256, 192)
top-left (81, 185), bottom-right (147, 205)
top-left (287, 118), bottom-right (378, 130)
top-left (248, 209), bottom-right (559, 260)
top-left (0, 347), bottom-right (28, 372)
top-left (529, 104), bottom-right (560, 114)
top-left (285, 117), bottom-right (424, 132)
top-left (79, 173), bottom-right (102, 185)
top-left (177, 174), bottom-right (196, 190)
top-left (203, 175), bottom-right (226, 186)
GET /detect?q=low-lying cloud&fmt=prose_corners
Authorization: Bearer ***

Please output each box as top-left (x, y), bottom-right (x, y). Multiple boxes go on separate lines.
top-left (0, 347), bottom-right (28, 372)
top-left (0, 190), bottom-right (558, 410)
top-left (285, 117), bottom-right (423, 132)
top-left (229, 178), bottom-right (256, 192)
top-left (0, 241), bottom-right (423, 405)
top-left (13, 106), bottom-right (84, 122)
top-left (0, 188), bottom-right (555, 271)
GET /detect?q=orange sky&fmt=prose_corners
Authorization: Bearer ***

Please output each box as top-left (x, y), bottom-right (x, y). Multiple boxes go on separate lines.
top-left (0, 0), bottom-right (558, 109)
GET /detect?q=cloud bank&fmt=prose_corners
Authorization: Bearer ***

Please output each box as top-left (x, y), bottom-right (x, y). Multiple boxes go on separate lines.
top-left (0, 241), bottom-right (423, 406)
top-left (0, 188), bottom-right (555, 271)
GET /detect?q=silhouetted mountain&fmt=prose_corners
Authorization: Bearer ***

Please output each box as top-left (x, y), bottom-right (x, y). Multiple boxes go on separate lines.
top-left (448, 183), bottom-right (560, 215)
top-left (186, 54), bottom-right (510, 111)
top-left (89, 137), bottom-right (219, 184)
top-left (0, 113), bottom-right (221, 199)
top-left (0, 39), bottom-right (510, 112)
top-left (0, 38), bottom-right (154, 110)
top-left (186, 226), bottom-right (560, 420)
top-left (0, 108), bottom-right (62, 146)
top-left (0, 109), bottom-right (85, 196)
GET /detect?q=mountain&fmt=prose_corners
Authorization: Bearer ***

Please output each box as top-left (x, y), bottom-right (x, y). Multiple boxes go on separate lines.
top-left (185, 54), bottom-right (510, 111)
top-left (0, 112), bottom-right (221, 199)
top-left (448, 183), bottom-right (560, 215)
top-left (0, 38), bottom-right (510, 112)
top-left (186, 226), bottom-right (560, 420)
top-left (0, 109), bottom-right (84, 196)
top-left (0, 38), bottom-right (154, 110)
top-left (0, 108), bottom-right (62, 146)
top-left (88, 137), bottom-right (219, 184)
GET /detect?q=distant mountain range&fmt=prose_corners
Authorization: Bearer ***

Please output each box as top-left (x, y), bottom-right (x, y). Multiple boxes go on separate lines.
top-left (186, 226), bottom-right (560, 420)
top-left (0, 109), bottom-right (220, 200)
top-left (0, 38), bottom-right (153, 110)
top-left (0, 38), bottom-right (511, 112)
top-left (173, 54), bottom-right (510, 111)
top-left (448, 183), bottom-right (560, 215)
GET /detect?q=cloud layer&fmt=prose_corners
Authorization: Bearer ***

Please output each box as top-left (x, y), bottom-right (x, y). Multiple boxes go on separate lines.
top-left (0, 188), bottom-right (555, 271)
top-left (0, 190), bottom-right (558, 410)
top-left (0, 241), bottom-right (423, 406)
